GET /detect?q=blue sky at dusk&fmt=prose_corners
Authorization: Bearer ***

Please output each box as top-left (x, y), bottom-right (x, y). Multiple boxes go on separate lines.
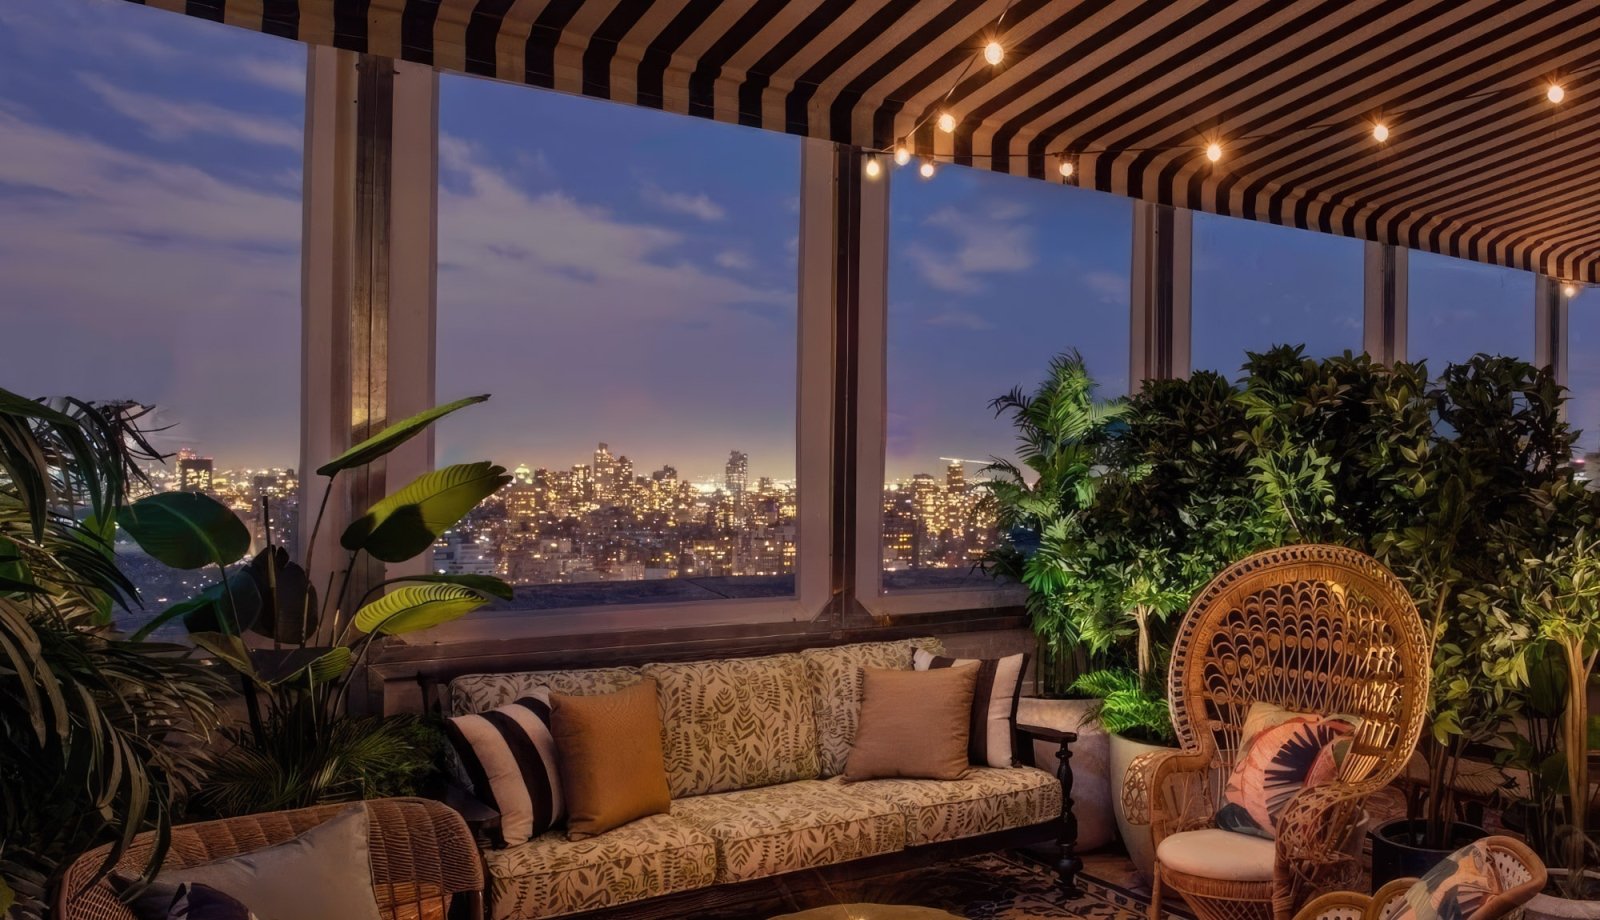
top-left (3, 0), bottom-right (1596, 484)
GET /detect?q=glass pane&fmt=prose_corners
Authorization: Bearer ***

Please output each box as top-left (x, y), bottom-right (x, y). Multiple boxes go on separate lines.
top-left (0, 1), bottom-right (305, 637)
top-left (1569, 286), bottom-right (1600, 472)
top-left (1408, 251), bottom-right (1534, 369)
top-left (436, 77), bottom-right (800, 612)
top-left (1191, 213), bottom-right (1364, 376)
top-left (885, 166), bottom-right (1132, 591)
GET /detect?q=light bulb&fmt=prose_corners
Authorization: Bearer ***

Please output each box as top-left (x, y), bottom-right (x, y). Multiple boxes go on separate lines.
top-left (1205, 141), bottom-right (1223, 163)
top-left (1563, 282), bottom-right (1579, 298)
top-left (919, 159), bottom-right (936, 179)
top-left (1058, 157), bottom-right (1074, 178)
top-left (1373, 123), bottom-right (1389, 142)
top-left (937, 111), bottom-right (957, 133)
top-left (984, 41), bottom-right (1004, 65)
top-left (864, 155), bottom-right (881, 179)
top-left (1547, 83), bottom-right (1565, 104)
top-left (893, 144), bottom-right (911, 166)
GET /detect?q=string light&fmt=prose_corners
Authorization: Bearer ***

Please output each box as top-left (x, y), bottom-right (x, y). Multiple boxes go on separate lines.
top-left (1547, 83), bottom-right (1566, 104)
top-left (1057, 155), bottom-right (1074, 179)
top-left (1205, 141), bottom-right (1223, 163)
top-left (919, 159), bottom-right (937, 178)
top-left (1563, 282), bottom-right (1580, 298)
top-left (1372, 122), bottom-right (1390, 143)
top-left (937, 112), bottom-right (957, 133)
top-left (864, 155), bottom-right (882, 179)
top-left (984, 40), bottom-right (1004, 66)
top-left (893, 144), bottom-right (911, 166)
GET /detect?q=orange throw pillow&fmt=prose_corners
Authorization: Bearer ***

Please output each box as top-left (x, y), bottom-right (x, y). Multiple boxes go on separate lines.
top-left (842, 665), bottom-right (978, 782)
top-left (549, 679), bottom-right (672, 840)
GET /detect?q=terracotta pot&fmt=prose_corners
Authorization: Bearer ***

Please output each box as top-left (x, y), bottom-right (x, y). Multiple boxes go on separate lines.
top-left (1523, 870), bottom-right (1600, 920)
top-left (1017, 697), bottom-right (1114, 852)
top-left (1109, 732), bottom-right (1176, 882)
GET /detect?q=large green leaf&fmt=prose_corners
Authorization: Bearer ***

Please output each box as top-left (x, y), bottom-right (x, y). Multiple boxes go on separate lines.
top-left (266, 646), bottom-right (353, 689)
top-left (340, 462), bottom-right (510, 562)
top-left (352, 584), bottom-right (487, 636)
top-left (243, 546), bottom-right (319, 644)
top-left (117, 492), bottom-right (250, 569)
top-left (130, 571), bottom-right (261, 640)
top-left (315, 395), bottom-right (489, 477)
top-left (385, 573), bottom-right (514, 601)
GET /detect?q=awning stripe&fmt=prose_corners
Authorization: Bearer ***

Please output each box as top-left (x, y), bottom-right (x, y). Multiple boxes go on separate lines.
top-left (129, 0), bottom-right (1600, 282)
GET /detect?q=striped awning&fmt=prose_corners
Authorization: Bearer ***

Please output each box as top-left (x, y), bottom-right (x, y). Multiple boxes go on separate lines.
top-left (137, 0), bottom-right (1600, 283)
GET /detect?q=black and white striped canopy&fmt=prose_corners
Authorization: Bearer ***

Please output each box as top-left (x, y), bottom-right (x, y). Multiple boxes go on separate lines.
top-left (138, 0), bottom-right (1600, 283)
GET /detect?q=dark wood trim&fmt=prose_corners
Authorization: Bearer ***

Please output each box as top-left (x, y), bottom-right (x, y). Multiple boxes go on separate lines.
top-left (552, 822), bottom-right (1064, 920)
top-left (830, 142), bottom-right (863, 626)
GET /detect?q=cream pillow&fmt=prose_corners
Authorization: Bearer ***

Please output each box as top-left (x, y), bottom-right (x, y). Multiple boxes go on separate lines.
top-left (842, 665), bottom-right (978, 782)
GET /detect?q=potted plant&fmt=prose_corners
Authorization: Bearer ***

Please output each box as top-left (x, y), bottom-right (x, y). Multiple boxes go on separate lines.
top-left (0, 391), bottom-right (225, 920)
top-left (1506, 527), bottom-right (1600, 916)
top-left (117, 396), bottom-right (513, 816)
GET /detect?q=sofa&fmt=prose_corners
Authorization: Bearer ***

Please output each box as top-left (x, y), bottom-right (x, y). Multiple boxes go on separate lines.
top-left (443, 638), bottom-right (1079, 919)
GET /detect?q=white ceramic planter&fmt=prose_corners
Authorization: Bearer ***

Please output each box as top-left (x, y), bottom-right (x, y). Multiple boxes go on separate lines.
top-left (1523, 870), bottom-right (1600, 920)
top-left (1109, 732), bottom-right (1174, 882)
top-left (1016, 697), bottom-right (1113, 852)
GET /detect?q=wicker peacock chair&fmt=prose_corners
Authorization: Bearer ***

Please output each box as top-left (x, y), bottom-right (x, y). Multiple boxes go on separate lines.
top-left (1122, 545), bottom-right (1431, 920)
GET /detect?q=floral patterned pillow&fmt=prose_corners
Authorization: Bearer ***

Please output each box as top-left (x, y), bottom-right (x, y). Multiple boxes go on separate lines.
top-left (1393, 841), bottom-right (1503, 920)
top-left (1214, 702), bottom-right (1358, 839)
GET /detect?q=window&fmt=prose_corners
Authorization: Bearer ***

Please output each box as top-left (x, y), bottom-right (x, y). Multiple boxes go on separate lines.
top-left (435, 77), bottom-right (802, 613)
top-left (0, 0), bottom-right (305, 636)
top-left (1569, 286), bottom-right (1599, 468)
top-left (882, 166), bottom-right (1132, 593)
top-left (1408, 251), bottom-right (1534, 370)
top-left (1191, 213), bottom-right (1364, 375)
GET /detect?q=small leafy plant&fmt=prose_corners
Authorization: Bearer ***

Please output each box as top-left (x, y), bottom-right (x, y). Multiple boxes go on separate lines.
top-left (116, 396), bottom-right (512, 816)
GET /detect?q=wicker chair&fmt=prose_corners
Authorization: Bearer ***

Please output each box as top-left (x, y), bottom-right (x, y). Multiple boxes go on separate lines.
top-left (56, 797), bottom-right (484, 920)
top-left (1293, 836), bottom-right (1546, 920)
top-left (1122, 545), bottom-right (1432, 920)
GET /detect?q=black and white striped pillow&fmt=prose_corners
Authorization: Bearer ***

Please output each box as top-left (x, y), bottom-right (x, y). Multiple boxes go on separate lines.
top-left (913, 650), bottom-right (1029, 769)
top-left (444, 690), bottom-right (563, 848)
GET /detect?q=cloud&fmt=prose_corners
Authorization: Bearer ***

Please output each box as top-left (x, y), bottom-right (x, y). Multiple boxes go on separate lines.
top-left (925, 309), bottom-right (995, 331)
top-left (78, 73), bottom-right (302, 150)
top-left (639, 181), bottom-right (726, 221)
top-left (235, 56), bottom-right (305, 94)
top-left (903, 202), bottom-right (1035, 293)
top-left (1083, 270), bottom-right (1130, 305)
top-left (715, 250), bottom-right (754, 271)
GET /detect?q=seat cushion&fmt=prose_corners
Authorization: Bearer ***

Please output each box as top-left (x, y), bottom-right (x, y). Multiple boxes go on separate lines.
top-left (1156, 828), bottom-right (1277, 882)
top-left (844, 766), bottom-right (1062, 845)
top-left (799, 639), bottom-right (943, 776)
top-left (483, 814), bottom-right (716, 920)
top-left (450, 667), bottom-right (640, 715)
top-left (642, 653), bottom-right (820, 798)
top-left (670, 780), bottom-right (906, 883)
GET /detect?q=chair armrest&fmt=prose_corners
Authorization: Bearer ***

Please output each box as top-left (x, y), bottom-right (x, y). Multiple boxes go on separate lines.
top-left (1120, 747), bottom-right (1211, 827)
top-left (1014, 721), bottom-right (1083, 893)
top-left (1272, 777), bottom-right (1392, 917)
top-left (434, 779), bottom-right (501, 846)
top-left (1292, 889), bottom-right (1373, 920)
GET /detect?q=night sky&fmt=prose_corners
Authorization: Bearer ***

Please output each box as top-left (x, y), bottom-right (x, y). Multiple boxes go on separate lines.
top-left (3, 0), bottom-right (1595, 485)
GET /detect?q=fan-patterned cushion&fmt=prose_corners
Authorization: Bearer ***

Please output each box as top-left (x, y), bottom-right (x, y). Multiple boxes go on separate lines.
top-left (1392, 840), bottom-right (1503, 920)
top-left (1215, 702), bottom-right (1357, 839)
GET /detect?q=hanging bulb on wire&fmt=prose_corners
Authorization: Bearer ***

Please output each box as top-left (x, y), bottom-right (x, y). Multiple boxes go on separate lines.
top-left (864, 154), bottom-right (882, 179)
top-left (919, 159), bottom-right (936, 179)
top-left (893, 143), bottom-right (911, 166)
top-left (984, 41), bottom-right (1004, 66)
top-left (1372, 122), bottom-right (1390, 143)
top-left (1205, 141), bottom-right (1223, 163)
top-left (1563, 282), bottom-right (1580, 298)
top-left (937, 112), bottom-right (957, 133)
top-left (1547, 83), bottom-right (1566, 104)
top-left (1057, 156), bottom-right (1074, 179)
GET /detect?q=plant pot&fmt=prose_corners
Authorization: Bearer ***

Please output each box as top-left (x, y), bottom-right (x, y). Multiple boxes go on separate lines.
top-left (1524, 870), bottom-right (1600, 920)
top-left (1017, 697), bottom-right (1114, 852)
top-left (1368, 818), bottom-right (1488, 889)
top-left (1110, 732), bottom-right (1175, 883)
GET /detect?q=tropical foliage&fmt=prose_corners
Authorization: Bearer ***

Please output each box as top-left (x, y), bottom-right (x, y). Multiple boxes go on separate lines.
top-left (0, 392), bottom-right (224, 919)
top-left (117, 396), bottom-right (511, 817)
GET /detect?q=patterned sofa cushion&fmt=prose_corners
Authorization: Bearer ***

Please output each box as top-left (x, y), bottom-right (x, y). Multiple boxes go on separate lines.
top-left (799, 638), bottom-right (943, 776)
top-left (483, 814), bottom-right (716, 920)
top-left (670, 780), bottom-right (906, 883)
top-left (843, 766), bottom-right (1062, 846)
top-left (450, 667), bottom-right (640, 716)
top-left (642, 654), bottom-right (820, 798)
